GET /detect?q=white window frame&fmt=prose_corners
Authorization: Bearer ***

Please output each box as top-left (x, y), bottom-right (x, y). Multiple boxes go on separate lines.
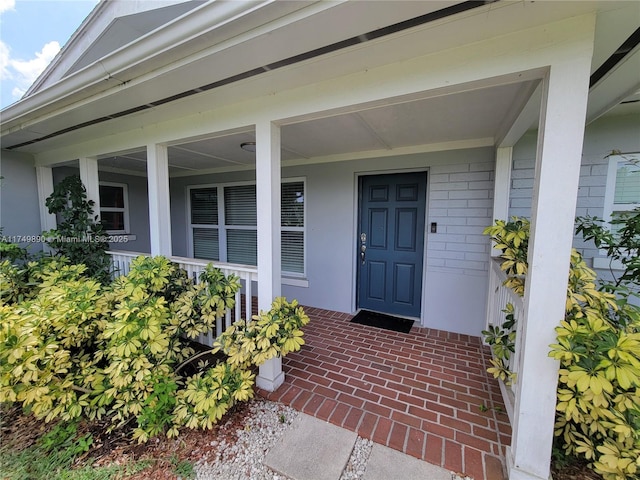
top-left (187, 178), bottom-right (306, 278)
top-left (594, 153), bottom-right (639, 271)
top-left (603, 152), bottom-right (640, 223)
top-left (99, 182), bottom-right (130, 234)
top-left (187, 185), bottom-right (221, 261)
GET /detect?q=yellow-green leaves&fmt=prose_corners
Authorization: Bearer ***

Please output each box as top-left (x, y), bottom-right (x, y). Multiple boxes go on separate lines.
top-left (483, 218), bottom-right (529, 296)
top-left (486, 216), bottom-right (640, 480)
top-left (1, 254), bottom-right (309, 446)
top-left (171, 265), bottom-right (240, 339)
top-left (214, 297), bottom-right (309, 368)
top-left (173, 363), bottom-right (255, 431)
top-left (549, 251), bottom-right (640, 480)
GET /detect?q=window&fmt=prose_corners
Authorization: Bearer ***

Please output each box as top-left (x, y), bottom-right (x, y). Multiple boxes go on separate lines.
top-left (604, 153), bottom-right (640, 227)
top-left (188, 180), bottom-right (305, 275)
top-left (281, 182), bottom-right (305, 274)
top-left (99, 182), bottom-right (129, 233)
top-left (190, 187), bottom-right (219, 260)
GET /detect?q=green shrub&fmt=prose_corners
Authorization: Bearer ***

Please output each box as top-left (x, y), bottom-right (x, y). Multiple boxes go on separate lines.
top-left (483, 217), bottom-right (529, 296)
top-left (1, 255), bottom-right (309, 444)
top-left (550, 250), bottom-right (640, 480)
top-left (482, 302), bottom-right (517, 386)
top-left (484, 215), bottom-right (640, 480)
top-left (172, 264), bottom-right (241, 339)
top-left (214, 297), bottom-right (310, 368)
top-left (43, 175), bottom-right (110, 283)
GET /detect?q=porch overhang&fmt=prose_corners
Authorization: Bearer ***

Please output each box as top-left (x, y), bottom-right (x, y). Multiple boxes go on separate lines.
top-left (2, 1), bottom-right (638, 160)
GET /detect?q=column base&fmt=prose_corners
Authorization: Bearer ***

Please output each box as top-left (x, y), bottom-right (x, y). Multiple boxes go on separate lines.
top-left (506, 447), bottom-right (553, 480)
top-left (256, 356), bottom-right (285, 392)
top-left (256, 370), bottom-right (285, 392)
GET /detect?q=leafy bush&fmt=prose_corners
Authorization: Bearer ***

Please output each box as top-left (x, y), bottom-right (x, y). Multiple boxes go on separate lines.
top-left (1, 255), bottom-right (309, 444)
top-left (214, 297), bottom-right (310, 368)
top-left (43, 175), bottom-right (110, 283)
top-left (483, 217), bottom-right (529, 296)
top-left (483, 302), bottom-right (517, 385)
top-left (172, 264), bottom-right (241, 339)
top-left (576, 208), bottom-right (640, 290)
top-left (484, 215), bottom-right (640, 480)
top-left (0, 240), bottom-right (28, 263)
top-left (550, 250), bottom-right (640, 480)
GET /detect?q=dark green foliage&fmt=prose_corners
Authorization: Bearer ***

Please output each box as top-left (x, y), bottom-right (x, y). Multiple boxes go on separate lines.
top-left (576, 207), bottom-right (640, 289)
top-left (0, 240), bottom-right (28, 262)
top-left (44, 175), bottom-right (110, 283)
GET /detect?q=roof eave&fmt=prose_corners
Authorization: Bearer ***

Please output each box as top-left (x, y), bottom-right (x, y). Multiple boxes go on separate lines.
top-left (1, 0), bottom-right (273, 132)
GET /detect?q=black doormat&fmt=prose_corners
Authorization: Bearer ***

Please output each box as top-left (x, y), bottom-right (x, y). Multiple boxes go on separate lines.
top-left (350, 310), bottom-right (414, 333)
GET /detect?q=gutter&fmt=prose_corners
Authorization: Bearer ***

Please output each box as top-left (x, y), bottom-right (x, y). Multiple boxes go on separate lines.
top-left (3, 1), bottom-right (494, 150)
top-left (1, 0), bottom-right (272, 129)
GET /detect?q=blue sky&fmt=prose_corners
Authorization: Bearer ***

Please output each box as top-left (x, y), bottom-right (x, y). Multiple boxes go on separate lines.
top-left (0, 0), bottom-right (99, 109)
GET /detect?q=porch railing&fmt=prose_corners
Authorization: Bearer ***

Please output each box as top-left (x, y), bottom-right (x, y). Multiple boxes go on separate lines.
top-left (106, 251), bottom-right (258, 346)
top-left (485, 257), bottom-right (525, 424)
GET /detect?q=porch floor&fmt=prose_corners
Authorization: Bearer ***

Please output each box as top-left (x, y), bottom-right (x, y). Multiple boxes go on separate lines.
top-left (257, 307), bottom-right (511, 480)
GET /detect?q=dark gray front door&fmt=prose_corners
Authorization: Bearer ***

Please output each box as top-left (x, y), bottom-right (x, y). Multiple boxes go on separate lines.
top-left (357, 172), bottom-right (427, 317)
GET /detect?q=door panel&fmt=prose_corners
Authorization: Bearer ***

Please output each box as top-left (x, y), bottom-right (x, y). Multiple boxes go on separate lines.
top-left (393, 263), bottom-right (415, 305)
top-left (358, 172), bottom-right (427, 317)
top-left (396, 209), bottom-right (417, 251)
top-left (367, 261), bottom-right (387, 300)
top-left (369, 209), bottom-right (388, 248)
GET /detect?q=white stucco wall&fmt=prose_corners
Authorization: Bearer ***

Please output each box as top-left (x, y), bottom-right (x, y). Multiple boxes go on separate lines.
top-left (170, 146), bottom-right (495, 336)
top-left (0, 150), bottom-right (43, 253)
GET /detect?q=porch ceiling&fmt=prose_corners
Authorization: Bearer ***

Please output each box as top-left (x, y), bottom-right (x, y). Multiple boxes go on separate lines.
top-left (96, 80), bottom-right (534, 175)
top-left (3, 1), bottom-right (638, 162)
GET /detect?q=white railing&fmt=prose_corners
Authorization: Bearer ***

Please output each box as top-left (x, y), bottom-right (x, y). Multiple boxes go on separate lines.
top-left (106, 251), bottom-right (258, 347)
top-left (485, 257), bottom-right (525, 424)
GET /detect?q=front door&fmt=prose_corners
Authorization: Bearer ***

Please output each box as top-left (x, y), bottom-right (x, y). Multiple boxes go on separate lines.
top-left (357, 172), bottom-right (427, 317)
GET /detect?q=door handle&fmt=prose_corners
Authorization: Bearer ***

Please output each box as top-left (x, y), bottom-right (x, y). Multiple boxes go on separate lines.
top-left (360, 243), bottom-right (366, 264)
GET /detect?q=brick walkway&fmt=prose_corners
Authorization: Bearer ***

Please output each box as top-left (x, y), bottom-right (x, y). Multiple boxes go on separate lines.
top-left (257, 307), bottom-right (510, 480)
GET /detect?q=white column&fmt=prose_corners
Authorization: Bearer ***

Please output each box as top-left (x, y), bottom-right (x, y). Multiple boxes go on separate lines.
top-left (79, 157), bottom-right (101, 223)
top-left (36, 166), bottom-right (57, 232)
top-left (491, 147), bottom-right (512, 257)
top-left (255, 120), bottom-right (284, 392)
top-left (508, 54), bottom-right (593, 479)
top-left (146, 143), bottom-right (172, 256)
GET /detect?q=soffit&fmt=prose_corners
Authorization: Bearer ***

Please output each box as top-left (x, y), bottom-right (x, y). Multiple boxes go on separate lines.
top-left (2, 1), bottom-right (638, 158)
top-left (89, 81), bottom-right (531, 175)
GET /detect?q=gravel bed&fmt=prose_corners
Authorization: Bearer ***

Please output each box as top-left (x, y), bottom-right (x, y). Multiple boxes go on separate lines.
top-left (195, 399), bottom-right (299, 480)
top-left (195, 398), bottom-right (473, 480)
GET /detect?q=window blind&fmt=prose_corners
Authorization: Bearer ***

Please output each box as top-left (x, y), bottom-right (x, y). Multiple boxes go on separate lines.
top-left (193, 228), bottom-right (219, 261)
top-left (282, 230), bottom-right (304, 273)
top-left (227, 229), bottom-right (257, 265)
top-left (190, 181), bottom-right (305, 274)
top-left (191, 188), bottom-right (218, 225)
top-left (614, 162), bottom-right (640, 205)
top-left (225, 185), bottom-right (257, 226)
top-left (282, 181), bottom-right (304, 227)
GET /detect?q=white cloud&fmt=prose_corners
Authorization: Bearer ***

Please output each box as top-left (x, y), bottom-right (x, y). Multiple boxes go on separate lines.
top-left (11, 41), bottom-right (60, 84)
top-left (0, 41), bottom-right (10, 80)
top-left (0, 0), bottom-right (15, 15)
top-left (2, 40), bottom-right (60, 100)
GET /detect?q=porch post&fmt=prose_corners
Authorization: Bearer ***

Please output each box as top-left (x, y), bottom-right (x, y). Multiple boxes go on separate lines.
top-left (508, 51), bottom-right (593, 479)
top-left (491, 147), bottom-right (512, 257)
top-left (78, 157), bottom-right (101, 223)
top-left (36, 166), bottom-right (57, 252)
top-left (146, 143), bottom-right (172, 256)
top-left (255, 120), bottom-right (284, 392)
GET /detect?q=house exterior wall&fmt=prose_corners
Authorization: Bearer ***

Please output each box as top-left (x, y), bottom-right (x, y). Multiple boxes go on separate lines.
top-left (510, 114), bottom-right (640, 279)
top-left (170, 146), bottom-right (494, 336)
top-left (52, 166), bottom-right (151, 253)
top-left (0, 150), bottom-right (42, 253)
